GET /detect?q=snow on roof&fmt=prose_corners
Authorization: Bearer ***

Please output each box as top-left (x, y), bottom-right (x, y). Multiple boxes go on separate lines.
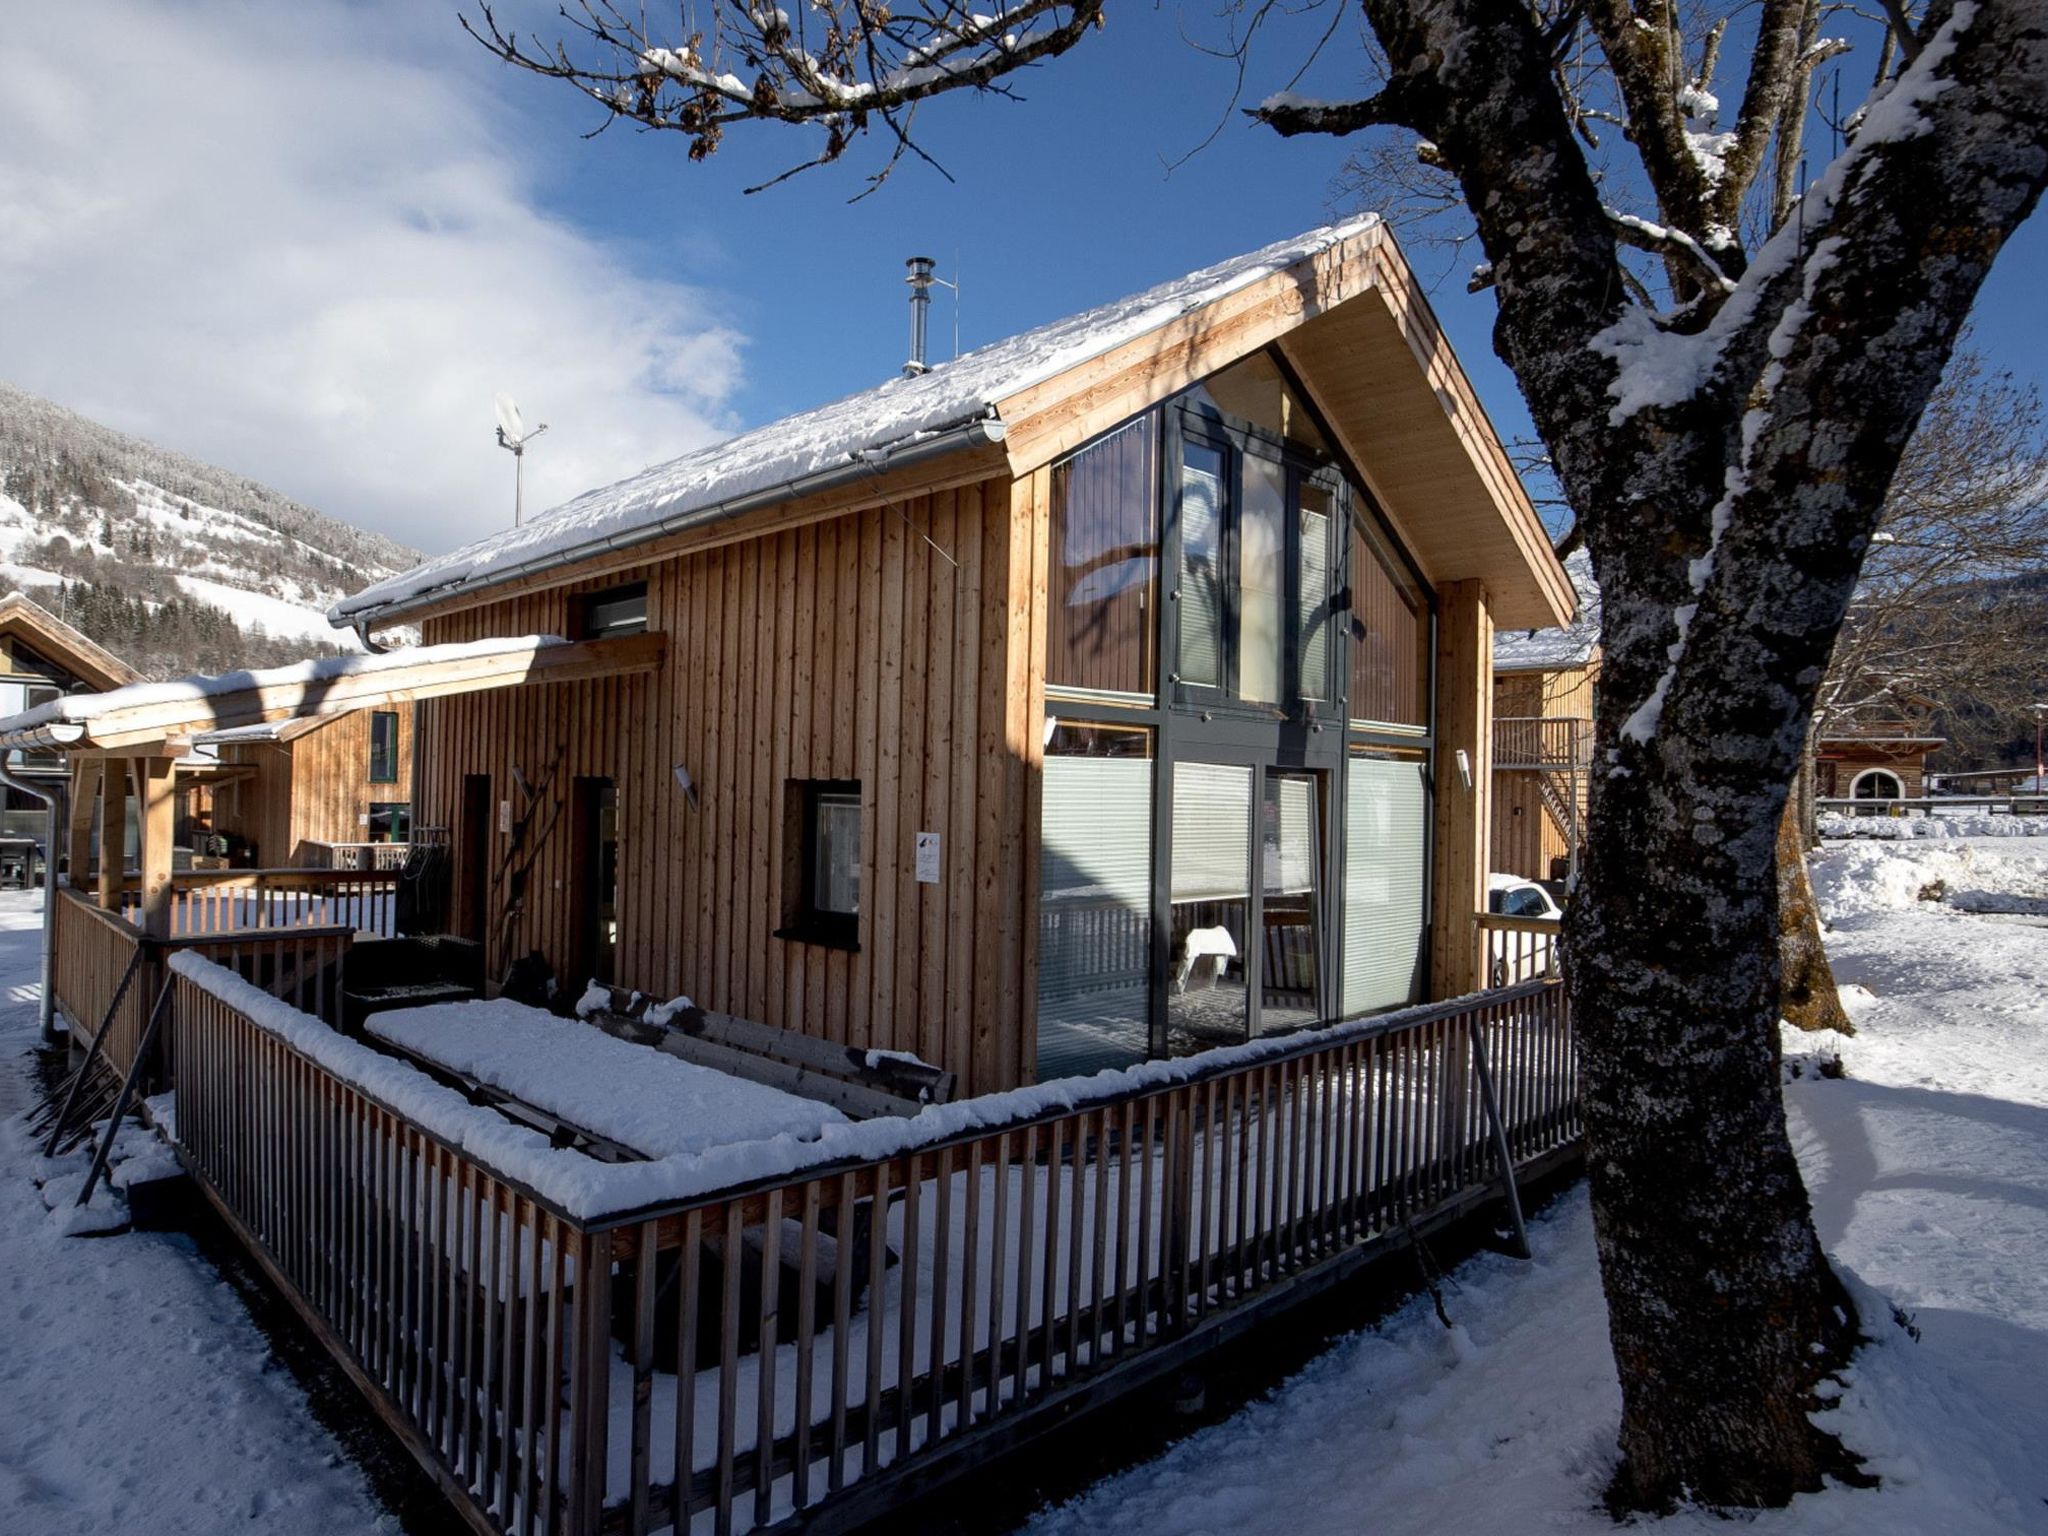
top-left (367, 999), bottom-right (847, 1161)
top-left (1494, 548), bottom-right (1600, 671)
top-left (188, 720), bottom-right (311, 746)
top-left (334, 216), bottom-right (1383, 625)
top-left (0, 634), bottom-right (562, 740)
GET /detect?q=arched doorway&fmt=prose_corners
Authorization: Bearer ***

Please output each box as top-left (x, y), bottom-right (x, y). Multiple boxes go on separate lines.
top-left (1851, 768), bottom-right (1903, 814)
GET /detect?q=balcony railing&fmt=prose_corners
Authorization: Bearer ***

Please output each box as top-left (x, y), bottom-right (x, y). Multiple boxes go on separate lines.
top-left (1493, 716), bottom-right (1593, 770)
top-left (166, 957), bottom-right (1579, 1536)
top-left (114, 866), bottom-right (401, 938)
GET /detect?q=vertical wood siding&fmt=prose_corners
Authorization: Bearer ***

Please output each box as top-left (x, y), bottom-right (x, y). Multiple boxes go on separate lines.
top-left (415, 481), bottom-right (1041, 1097)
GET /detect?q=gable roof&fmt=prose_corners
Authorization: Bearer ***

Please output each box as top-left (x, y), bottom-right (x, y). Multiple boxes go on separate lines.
top-left (335, 218), bottom-right (1573, 631)
top-left (0, 593), bottom-right (141, 692)
top-left (1495, 549), bottom-right (1601, 671)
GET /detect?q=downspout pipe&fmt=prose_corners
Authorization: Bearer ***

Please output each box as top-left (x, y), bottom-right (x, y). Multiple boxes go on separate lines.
top-left (0, 756), bottom-right (64, 1048)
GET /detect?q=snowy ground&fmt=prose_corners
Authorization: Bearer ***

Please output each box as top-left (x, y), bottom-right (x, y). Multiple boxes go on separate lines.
top-left (0, 890), bottom-right (393, 1533)
top-left (3, 838), bottom-right (2045, 1535)
top-left (1022, 837), bottom-right (2048, 1536)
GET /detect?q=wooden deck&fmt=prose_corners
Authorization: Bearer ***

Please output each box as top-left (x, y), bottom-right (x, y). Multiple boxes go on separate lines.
top-left (165, 964), bottom-right (1578, 1536)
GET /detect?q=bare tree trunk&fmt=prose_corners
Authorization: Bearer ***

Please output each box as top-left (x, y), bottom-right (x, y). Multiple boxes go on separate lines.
top-left (1778, 798), bottom-right (1854, 1034)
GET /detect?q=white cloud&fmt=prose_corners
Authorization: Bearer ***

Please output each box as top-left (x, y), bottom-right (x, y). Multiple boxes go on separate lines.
top-left (0, 0), bottom-right (742, 555)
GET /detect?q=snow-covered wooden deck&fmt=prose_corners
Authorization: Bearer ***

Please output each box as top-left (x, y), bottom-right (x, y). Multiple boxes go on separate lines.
top-left (165, 958), bottom-right (1579, 1536)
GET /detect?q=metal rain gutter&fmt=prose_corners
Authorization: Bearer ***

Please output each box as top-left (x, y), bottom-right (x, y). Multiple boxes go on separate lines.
top-left (0, 718), bottom-right (85, 756)
top-left (334, 414), bottom-right (1008, 630)
top-left (0, 757), bottom-right (64, 1047)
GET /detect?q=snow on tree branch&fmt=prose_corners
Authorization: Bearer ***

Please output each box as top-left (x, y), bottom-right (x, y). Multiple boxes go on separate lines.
top-left (463, 0), bottom-right (1104, 189)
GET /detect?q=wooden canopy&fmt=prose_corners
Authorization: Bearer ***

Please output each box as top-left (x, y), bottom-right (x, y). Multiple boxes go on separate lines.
top-left (0, 632), bottom-right (664, 757)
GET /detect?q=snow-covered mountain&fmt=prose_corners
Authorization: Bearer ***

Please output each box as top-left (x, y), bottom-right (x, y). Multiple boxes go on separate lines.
top-left (0, 381), bottom-right (421, 678)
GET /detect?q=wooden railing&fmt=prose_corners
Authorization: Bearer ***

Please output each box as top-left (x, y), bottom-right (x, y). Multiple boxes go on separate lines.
top-left (53, 884), bottom-right (356, 1078)
top-left (1493, 716), bottom-right (1593, 770)
top-left (1476, 913), bottom-right (1561, 990)
top-left (168, 967), bottom-right (1578, 1536)
top-left (53, 888), bottom-right (151, 1077)
top-left (1818, 795), bottom-right (2048, 820)
top-left (302, 841), bottom-right (411, 872)
top-left (115, 867), bottom-right (401, 938)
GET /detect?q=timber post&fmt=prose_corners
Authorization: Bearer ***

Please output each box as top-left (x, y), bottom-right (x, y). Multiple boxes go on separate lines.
top-left (97, 758), bottom-right (126, 911)
top-left (137, 755), bottom-right (178, 940)
top-left (67, 759), bottom-right (98, 888)
top-left (1430, 580), bottom-right (1494, 998)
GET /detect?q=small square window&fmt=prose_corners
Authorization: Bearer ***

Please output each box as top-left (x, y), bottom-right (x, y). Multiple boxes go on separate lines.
top-left (368, 711), bottom-right (400, 783)
top-left (777, 779), bottom-right (860, 950)
top-left (580, 582), bottom-right (648, 638)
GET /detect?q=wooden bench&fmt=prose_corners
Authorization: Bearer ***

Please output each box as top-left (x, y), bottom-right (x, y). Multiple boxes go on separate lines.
top-left (578, 985), bottom-right (956, 1119)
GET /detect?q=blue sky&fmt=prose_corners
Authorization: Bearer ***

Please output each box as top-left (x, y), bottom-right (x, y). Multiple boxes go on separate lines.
top-left (3, 2), bottom-right (2042, 556)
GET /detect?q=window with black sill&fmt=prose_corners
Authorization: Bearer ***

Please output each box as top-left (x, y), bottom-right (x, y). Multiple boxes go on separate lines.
top-left (368, 710), bottom-right (400, 783)
top-left (777, 780), bottom-right (861, 950)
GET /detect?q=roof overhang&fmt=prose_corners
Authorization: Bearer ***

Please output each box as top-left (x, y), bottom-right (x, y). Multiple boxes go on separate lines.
top-left (992, 223), bottom-right (1573, 630)
top-left (0, 632), bottom-right (664, 757)
top-left (0, 593), bottom-right (142, 691)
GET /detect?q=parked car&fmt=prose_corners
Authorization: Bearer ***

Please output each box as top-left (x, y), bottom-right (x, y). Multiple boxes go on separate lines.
top-left (1486, 874), bottom-right (1563, 986)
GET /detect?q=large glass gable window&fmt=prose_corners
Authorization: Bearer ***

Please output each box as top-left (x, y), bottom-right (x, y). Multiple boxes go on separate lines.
top-left (1172, 362), bottom-right (1340, 712)
top-left (1047, 415), bottom-right (1159, 696)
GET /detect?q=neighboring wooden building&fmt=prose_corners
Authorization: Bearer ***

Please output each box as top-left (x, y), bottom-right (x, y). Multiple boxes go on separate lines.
top-left (1491, 550), bottom-right (1599, 883)
top-left (0, 592), bottom-right (139, 843)
top-left (327, 219), bottom-right (1572, 1098)
top-left (182, 704), bottom-right (414, 866)
top-left (1814, 719), bottom-right (1945, 801)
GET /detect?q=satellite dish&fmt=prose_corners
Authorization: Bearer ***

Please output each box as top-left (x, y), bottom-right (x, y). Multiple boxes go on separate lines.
top-left (494, 393), bottom-right (524, 440)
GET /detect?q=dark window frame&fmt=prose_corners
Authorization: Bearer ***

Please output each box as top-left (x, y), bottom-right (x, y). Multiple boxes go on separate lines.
top-left (367, 710), bottom-right (400, 784)
top-left (776, 778), bottom-right (862, 952)
top-left (1167, 401), bottom-right (1343, 720)
top-left (577, 581), bottom-right (649, 639)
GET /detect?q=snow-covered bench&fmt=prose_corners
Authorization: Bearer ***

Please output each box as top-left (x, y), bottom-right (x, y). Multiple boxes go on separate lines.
top-left (572, 982), bottom-right (956, 1119)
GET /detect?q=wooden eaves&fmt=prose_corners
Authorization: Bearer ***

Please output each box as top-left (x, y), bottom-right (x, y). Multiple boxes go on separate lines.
top-left (0, 631), bottom-right (665, 758)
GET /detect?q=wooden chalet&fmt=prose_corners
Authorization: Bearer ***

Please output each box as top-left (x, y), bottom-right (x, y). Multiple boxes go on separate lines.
top-left (1814, 717), bottom-right (1946, 803)
top-left (4, 220), bottom-right (1593, 1536)
top-left (328, 216), bottom-right (1575, 1098)
top-left (1490, 550), bottom-right (1597, 883)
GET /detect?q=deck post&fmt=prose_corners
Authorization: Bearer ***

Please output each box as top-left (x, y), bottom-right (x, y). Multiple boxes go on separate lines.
top-left (1429, 580), bottom-right (1494, 997)
top-left (137, 755), bottom-right (178, 940)
top-left (68, 758), bottom-right (99, 888)
top-left (97, 758), bottom-right (126, 911)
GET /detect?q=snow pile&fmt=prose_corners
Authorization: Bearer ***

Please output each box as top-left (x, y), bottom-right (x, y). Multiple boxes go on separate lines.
top-left (367, 997), bottom-right (847, 1161)
top-left (334, 217), bottom-right (1382, 623)
top-left (1819, 810), bottom-right (2048, 839)
top-left (1811, 839), bottom-right (2048, 921)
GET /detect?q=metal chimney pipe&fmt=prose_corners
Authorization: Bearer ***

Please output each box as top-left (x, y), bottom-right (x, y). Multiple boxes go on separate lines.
top-left (904, 256), bottom-right (936, 377)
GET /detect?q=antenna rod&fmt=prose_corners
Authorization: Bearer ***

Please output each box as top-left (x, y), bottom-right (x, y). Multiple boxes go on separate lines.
top-left (496, 416), bottom-right (549, 528)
